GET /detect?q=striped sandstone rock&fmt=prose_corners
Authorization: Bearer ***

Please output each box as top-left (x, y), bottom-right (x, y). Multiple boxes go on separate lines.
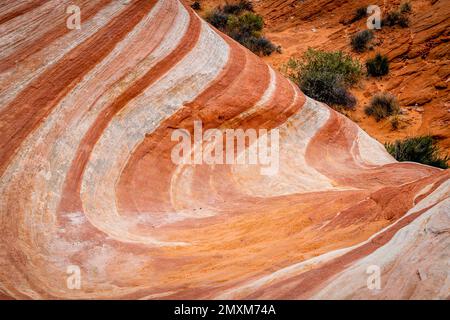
top-left (0, 0), bottom-right (448, 299)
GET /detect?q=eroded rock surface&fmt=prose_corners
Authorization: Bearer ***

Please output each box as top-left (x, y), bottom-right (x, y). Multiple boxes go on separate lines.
top-left (0, 0), bottom-right (448, 299)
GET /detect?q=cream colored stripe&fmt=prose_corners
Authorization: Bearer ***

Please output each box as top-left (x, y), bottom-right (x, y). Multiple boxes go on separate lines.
top-left (80, 18), bottom-right (230, 246)
top-left (0, 0), bottom-right (184, 298)
top-left (0, 1), bottom-right (126, 109)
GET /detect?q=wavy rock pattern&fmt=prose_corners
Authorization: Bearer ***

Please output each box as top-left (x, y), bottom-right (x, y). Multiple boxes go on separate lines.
top-left (0, 0), bottom-right (448, 299)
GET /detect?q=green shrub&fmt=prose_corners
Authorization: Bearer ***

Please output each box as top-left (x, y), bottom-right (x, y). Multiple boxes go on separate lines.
top-left (239, 0), bottom-right (254, 11)
top-left (400, 2), bottom-right (412, 14)
top-left (205, 9), bottom-right (229, 29)
top-left (191, 1), bottom-right (201, 10)
top-left (365, 92), bottom-right (400, 121)
top-left (240, 36), bottom-right (280, 56)
top-left (366, 53), bottom-right (389, 77)
top-left (351, 30), bottom-right (374, 52)
top-left (223, 0), bottom-right (254, 14)
top-left (385, 136), bottom-right (449, 169)
top-left (286, 49), bottom-right (362, 109)
top-left (300, 70), bottom-right (357, 108)
top-left (349, 6), bottom-right (367, 23)
top-left (227, 12), bottom-right (263, 39)
top-left (298, 49), bottom-right (363, 86)
top-left (390, 115), bottom-right (401, 130)
top-left (227, 13), bottom-right (278, 55)
top-left (382, 11), bottom-right (409, 28)
top-left (205, 5), bottom-right (279, 56)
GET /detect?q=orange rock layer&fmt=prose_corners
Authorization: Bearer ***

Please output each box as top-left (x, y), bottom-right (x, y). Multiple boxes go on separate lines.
top-left (254, 0), bottom-right (450, 154)
top-left (0, 0), bottom-right (448, 299)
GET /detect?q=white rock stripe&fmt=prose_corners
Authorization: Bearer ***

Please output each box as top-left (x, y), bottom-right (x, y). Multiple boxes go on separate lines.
top-left (168, 63), bottom-right (278, 211)
top-left (0, 1), bottom-right (128, 109)
top-left (0, 0), bottom-right (448, 300)
top-left (0, 0), bottom-right (190, 297)
top-left (231, 98), bottom-right (335, 197)
top-left (0, 0), bottom-right (72, 57)
top-left (80, 18), bottom-right (230, 245)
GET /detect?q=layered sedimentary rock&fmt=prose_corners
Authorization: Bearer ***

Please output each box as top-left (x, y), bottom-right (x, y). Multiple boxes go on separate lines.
top-left (240, 0), bottom-right (450, 153)
top-left (0, 0), bottom-right (448, 299)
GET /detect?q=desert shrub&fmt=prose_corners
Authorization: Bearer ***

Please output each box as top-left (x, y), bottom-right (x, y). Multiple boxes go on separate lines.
top-left (382, 11), bottom-right (409, 28)
top-left (366, 53), bottom-right (389, 77)
top-left (227, 13), bottom-right (278, 55)
top-left (222, 3), bottom-right (242, 14)
top-left (382, 2), bottom-right (412, 28)
top-left (227, 12), bottom-right (263, 39)
top-left (205, 5), bottom-right (279, 56)
top-left (223, 0), bottom-right (254, 14)
top-left (238, 0), bottom-right (254, 12)
top-left (400, 2), bottom-right (412, 14)
top-left (240, 36), bottom-right (280, 56)
top-left (351, 30), bottom-right (374, 52)
top-left (385, 136), bottom-right (449, 169)
top-left (390, 115), bottom-right (401, 130)
top-left (205, 9), bottom-right (229, 29)
top-left (191, 1), bottom-right (201, 10)
top-left (301, 70), bottom-right (357, 108)
top-left (365, 92), bottom-right (400, 121)
top-left (349, 6), bottom-right (367, 23)
top-left (286, 49), bottom-right (362, 109)
top-left (298, 49), bottom-right (363, 85)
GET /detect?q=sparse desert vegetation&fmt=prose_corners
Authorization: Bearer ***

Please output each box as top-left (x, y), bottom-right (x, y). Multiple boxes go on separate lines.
top-left (285, 49), bottom-right (362, 109)
top-left (366, 53), bottom-right (390, 77)
top-left (382, 2), bottom-right (412, 28)
top-left (199, 0), bottom-right (448, 157)
top-left (383, 11), bottom-right (409, 28)
top-left (385, 136), bottom-right (449, 169)
top-left (222, 0), bottom-right (254, 14)
top-left (389, 114), bottom-right (401, 130)
top-left (191, 1), bottom-right (201, 10)
top-left (400, 2), bottom-right (412, 14)
top-left (351, 30), bottom-right (374, 53)
top-left (365, 92), bottom-right (400, 121)
top-left (349, 6), bottom-right (367, 24)
top-left (205, 1), bottom-right (280, 56)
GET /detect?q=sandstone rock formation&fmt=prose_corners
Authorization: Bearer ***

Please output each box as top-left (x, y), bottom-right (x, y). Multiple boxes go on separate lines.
top-left (0, 0), bottom-right (448, 299)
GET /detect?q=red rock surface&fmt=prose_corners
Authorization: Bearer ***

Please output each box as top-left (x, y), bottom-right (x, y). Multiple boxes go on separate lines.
top-left (0, 0), bottom-right (448, 299)
top-left (255, 0), bottom-right (450, 155)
